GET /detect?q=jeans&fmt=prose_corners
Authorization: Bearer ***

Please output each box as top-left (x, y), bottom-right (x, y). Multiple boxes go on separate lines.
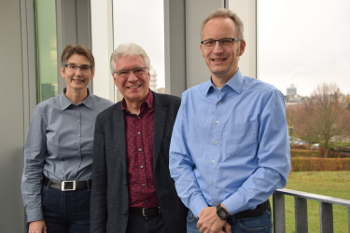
top-left (40, 187), bottom-right (90, 233)
top-left (186, 209), bottom-right (272, 233)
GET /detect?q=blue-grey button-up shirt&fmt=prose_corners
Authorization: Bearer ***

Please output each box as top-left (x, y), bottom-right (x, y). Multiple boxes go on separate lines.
top-left (170, 69), bottom-right (291, 217)
top-left (21, 91), bottom-right (113, 223)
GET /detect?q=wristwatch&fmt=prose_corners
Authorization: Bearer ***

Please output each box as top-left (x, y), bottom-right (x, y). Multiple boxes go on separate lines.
top-left (216, 204), bottom-right (230, 220)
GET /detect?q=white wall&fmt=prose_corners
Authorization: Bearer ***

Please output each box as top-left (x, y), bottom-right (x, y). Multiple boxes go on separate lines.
top-left (0, 0), bottom-right (25, 232)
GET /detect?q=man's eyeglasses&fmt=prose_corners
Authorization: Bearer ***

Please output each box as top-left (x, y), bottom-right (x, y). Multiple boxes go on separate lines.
top-left (65, 64), bottom-right (92, 73)
top-left (113, 67), bottom-right (148, 78)
top-left (200, 38), bottom-right (241, 49)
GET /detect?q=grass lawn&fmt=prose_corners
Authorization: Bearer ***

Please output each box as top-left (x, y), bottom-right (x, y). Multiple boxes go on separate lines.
top-left (277, 171), bottom-right (350, 233)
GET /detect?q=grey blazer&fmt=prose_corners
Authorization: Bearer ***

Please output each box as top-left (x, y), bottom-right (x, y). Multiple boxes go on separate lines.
top-left (90, 92), bottom-right (187, 233)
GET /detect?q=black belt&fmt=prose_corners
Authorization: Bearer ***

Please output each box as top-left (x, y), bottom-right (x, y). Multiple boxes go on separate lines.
top-left (129, 207), bottom-right (161, 217)
top-left (233, 200), bottom-right (269, 220)
top-left (42, 176), bottom-right (91, 191)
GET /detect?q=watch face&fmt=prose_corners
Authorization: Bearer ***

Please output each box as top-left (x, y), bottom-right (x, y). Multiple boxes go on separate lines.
top-left (217, 206), bottom-right (230, 220)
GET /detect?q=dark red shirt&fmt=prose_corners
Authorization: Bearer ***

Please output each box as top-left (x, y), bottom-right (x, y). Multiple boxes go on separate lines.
top-left (122, 91), bottom-right (159, 208)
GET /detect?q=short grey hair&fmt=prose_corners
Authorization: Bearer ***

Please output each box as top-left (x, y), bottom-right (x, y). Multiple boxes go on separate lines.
top-left (200, 8), bottom-right (244, 41)
top-left (110, 43), bottom-right (150, 74)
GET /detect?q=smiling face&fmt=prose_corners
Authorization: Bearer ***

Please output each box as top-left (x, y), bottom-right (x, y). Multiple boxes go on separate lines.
top-left (113, 55), bottom-right (150, 106)
top-left (200, 17), bottom-right (246, 87)
top-left (60, 54), bottom-right (94, 92)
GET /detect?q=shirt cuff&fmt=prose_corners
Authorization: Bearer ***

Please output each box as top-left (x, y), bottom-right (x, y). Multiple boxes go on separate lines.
top-left (190, 196), bottom-right (209, 217)
top-left (26, 207), bottom-right (44, 223)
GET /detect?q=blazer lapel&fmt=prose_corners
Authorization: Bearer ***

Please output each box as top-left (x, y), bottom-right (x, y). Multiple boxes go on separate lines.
top-left (153, 93), bottom-right (168, 169)
top-left (112, 103), bottom-right (127, 175)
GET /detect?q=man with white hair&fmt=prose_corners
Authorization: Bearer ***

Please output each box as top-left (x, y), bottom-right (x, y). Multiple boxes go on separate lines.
top-left (91, 43), bottom-right (187, 233)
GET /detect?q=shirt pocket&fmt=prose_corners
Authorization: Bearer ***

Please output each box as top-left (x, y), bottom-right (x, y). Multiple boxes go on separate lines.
top-left (225, 122), bottom-right (258, 157)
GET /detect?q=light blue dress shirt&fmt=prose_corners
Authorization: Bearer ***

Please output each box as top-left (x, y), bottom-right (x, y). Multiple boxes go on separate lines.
top-left (21, 90), bottom-right (113, 222)
top-left (169, 69), bottom-right (291, 217)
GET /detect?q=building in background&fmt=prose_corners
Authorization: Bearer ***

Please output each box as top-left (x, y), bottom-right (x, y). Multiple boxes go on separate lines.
top-left (285, 84), bottom-right (305, 105)
top-left (149, 66), bottom-right (158, 92)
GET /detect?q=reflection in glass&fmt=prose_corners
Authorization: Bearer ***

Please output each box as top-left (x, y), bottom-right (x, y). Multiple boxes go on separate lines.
top-left (34, 0), bottom-right (58, 102)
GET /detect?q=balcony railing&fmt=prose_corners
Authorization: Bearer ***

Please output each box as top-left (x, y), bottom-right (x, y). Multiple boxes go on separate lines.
top-left (273, 188), bottom-right (350, 233)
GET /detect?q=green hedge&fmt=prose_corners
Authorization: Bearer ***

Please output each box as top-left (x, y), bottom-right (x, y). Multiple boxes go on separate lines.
top-left (291, 150), bottom-right (320, 157)
top-left (291, 158), bottom-right (350, 171)
top-left (291, 149), bottom-right (350, 158)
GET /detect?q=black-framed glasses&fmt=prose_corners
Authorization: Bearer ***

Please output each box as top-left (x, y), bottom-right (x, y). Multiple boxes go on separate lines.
top-left (113, 67), bottom-right (148, 78)
top-left (65, 64), bottom-right (92, 73)
top-left (200, 38), bottom-right (241, 49)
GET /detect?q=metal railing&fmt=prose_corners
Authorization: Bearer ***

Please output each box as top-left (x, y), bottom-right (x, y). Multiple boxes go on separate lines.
top-left (273, 188), bottom-right (350, 233)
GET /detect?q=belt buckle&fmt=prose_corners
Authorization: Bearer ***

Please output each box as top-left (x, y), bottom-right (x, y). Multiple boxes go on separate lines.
top-left (142, 208), bottom-right (147, 216)
top-left (141, 207), bottom-right (160, 216)
top-left (61, 181), bottom-right (76, 191)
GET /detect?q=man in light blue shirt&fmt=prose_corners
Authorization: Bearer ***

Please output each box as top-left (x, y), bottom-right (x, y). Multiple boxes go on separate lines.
top-left (169, 9), bottom-right (290, 233)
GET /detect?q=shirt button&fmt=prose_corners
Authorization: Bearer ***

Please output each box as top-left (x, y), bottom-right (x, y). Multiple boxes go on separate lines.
top-left (212, 160), bottom-right (215, 163)
top-left (214, 141), bottom-right (218, 144)
top-left (138, 132), bottom-right (141, 135)
top-left (77, 134), bottom-right (80, 137)
top-left (142, 183), bottom-right (146, 186)
top-left (77, 120), bottom-right (80, 123)
top-left (210, 181), bottom-right (214, 185)
top-left (140, 165), bottom-right (144, 168)
top-left (138, 148), bottom-right (143, 151)
top-left (216, 120), bottom-right (220, 124)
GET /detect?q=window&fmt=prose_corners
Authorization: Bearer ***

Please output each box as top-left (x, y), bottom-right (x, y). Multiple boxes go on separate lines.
top-left (34, 0), bottom-right (58, 102)
top-left (112, 0), bottom-right (165, 100)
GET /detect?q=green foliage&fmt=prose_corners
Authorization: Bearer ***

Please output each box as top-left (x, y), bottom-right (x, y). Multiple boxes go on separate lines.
top-left (291, 158), bottom-right (350, 171)
top-left (328, 141), bottom-right (350, 148)
top-left (290, 149), bottom-right (319, 157)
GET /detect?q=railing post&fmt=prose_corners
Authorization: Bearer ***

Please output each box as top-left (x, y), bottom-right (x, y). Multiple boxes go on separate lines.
top-left (348, 207), bottom-right (350, 233)
top-left (295, 197), bottom-right (308, 233)
top-left (320, 202), bottom-right (333, 233)
top-left (273, 192), bottom-right (286, 233)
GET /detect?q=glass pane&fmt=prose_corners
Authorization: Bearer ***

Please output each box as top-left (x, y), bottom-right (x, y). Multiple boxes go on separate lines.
top-left (112, 0), bottom-right (165, 101)
top-left (34, 0), bottom-right (58, 102)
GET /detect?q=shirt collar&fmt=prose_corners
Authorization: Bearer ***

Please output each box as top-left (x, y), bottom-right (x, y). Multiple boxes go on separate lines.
top-left (121, 90), bottom-right (154, 112)
top-left (59, 88), bottom-right (94, 110)
top-left (201, 69), bottom-right (244, 96)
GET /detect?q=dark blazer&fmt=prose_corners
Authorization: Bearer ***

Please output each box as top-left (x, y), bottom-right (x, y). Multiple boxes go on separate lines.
top-left (90, 92), bottom-right (187, 233)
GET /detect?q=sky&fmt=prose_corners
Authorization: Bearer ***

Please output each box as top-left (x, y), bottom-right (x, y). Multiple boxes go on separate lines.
top-left (114, 0), bottom-right (350, 96)
top-left (258, 0), bottom-right (350, 96)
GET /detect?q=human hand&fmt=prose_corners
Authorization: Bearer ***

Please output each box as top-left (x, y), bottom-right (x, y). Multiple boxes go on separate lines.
top-left (222, 221), bottom-right (232, 233)
top-left (28, 220), bottom-right (47, 233)
top-left (197, 206), bottom-right (229, 233)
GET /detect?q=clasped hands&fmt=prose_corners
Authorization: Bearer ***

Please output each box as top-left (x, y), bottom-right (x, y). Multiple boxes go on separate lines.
top-left (197, 206), bottom-right (231, 233)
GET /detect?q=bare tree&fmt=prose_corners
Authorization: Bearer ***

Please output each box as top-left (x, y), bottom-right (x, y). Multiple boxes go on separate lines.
top-left (294, 83), bottom-right (350, 157)
top-left (286, 105), bottom-right (297, 137)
